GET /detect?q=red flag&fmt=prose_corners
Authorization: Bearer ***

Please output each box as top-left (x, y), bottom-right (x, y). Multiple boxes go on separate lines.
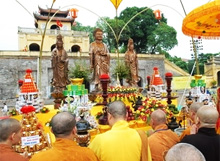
top-left (72, 21), bottom-right (77, 26)
top-left (56, 20), bottom-right (63, 27)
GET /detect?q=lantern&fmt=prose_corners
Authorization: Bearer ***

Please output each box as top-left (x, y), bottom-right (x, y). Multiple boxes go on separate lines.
top-left (154, 10), bottom-right (162, 20)
top-left (68, 8), bottom-right (79, 19)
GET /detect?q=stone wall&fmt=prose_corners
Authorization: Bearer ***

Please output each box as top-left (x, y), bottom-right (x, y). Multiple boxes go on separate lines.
top-left (0, 51), bottom-right (165, 100)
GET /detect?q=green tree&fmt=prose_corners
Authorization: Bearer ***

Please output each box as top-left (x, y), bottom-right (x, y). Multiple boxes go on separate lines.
top-left (72, 22), bottom-right (95, 43)
top-left (188, 52), bottom-right (220, 74)
top-left (158, 49), bottom-right (189, 72)
top-left (95, 6), bottom-right (177, 54)
top-left (159, 49), bottom-right (172, 59)
top-left (198, 52), bottom-right (220, 74)
top-left (188, 59), bottom-right (196, 75)
top-left (175, 61), bottom-right (188, 72)
top-left (147, 22), bottom-right (178, 54)
top-left (118, 7), bottom-right (169, 53)
top-left (96, 17), bottom-right (130, 53)
top-left (168, 56), bottom-right (188, 72)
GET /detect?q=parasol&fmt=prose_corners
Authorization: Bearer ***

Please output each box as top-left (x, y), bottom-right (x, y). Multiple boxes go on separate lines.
top-left (182, 0), bottom-right (220, 39)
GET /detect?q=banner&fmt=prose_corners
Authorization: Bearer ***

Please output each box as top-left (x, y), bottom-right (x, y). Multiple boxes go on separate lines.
top-left (21, 135), bottom-right (40, 146)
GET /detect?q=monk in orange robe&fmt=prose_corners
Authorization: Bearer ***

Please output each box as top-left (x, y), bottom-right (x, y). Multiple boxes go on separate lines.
top-left (0, 118), bottom-right (28, 161)
top-left (148, 109), bottom-right (180, 161)
top-left (179, 102), bottom-right (203, 140)
top-left (30, 112), bottom-right (98, 161)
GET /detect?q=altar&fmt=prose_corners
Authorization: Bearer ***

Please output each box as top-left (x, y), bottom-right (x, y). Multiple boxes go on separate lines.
top-left (10, 68), bottom-right (181, 159)
top-left (12, 104), bottom-right (154, 144)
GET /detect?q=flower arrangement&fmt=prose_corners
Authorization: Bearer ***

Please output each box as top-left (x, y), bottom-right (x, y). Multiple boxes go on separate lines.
top-left (107, 86), bottom-right (138, 103)
top-left (134, 98), bottom-right (174, 121)
top-left (95, 86), bottom-right (139, 104)
top-left (8, 108), bottom-right (19, 116)
top-left (108, 86), bottom-right (137, 94)
top-left (21, 105), bottom-right (35, 114)
top-left (40, 107), bottom-right (50, 113)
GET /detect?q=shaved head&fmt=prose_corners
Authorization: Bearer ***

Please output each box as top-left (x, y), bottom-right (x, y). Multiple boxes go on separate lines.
top-left (189, 102), bottom-right (203, 121)
top-left (51, 112), bottom-right (76, 138)
top-left (197, 105), bottom-right (219, 128)
top-left (108, 101), bottom-right (127, 119)
top-left (151, 109), bottom-right (166, 125)
top-left (165, 143), bottom-right (206, 161)
top-left (190, 102), bottom-right (203, 113)
top-left (0, 118), bottom-right (21, 142)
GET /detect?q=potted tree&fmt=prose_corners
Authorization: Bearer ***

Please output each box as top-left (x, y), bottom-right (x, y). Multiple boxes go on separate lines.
top-left (69, 60), bottom-right (91, 91)
top-left (113, 60), bottom-right (130, 86)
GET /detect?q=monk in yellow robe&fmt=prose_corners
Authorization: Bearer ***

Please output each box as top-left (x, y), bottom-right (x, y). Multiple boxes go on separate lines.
top-left (89, 101), bottom-right (152, 161)
top-left (30, 112), bottom-right (98, 161)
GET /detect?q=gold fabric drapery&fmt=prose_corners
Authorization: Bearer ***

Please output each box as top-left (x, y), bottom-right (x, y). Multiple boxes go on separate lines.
top-left (182, 0), bottom-right (220, 39)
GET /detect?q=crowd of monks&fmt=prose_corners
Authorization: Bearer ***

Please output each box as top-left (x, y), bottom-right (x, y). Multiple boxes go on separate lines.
top-left (0, 99), bottom-right (220, 161)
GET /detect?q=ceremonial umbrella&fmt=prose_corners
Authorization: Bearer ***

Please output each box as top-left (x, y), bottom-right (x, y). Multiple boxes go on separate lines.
top-left (182, 0), bottom-right (220, 39)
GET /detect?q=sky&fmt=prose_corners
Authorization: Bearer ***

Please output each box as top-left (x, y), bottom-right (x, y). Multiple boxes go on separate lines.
top-left (0, 0), bottom-right (219, 59)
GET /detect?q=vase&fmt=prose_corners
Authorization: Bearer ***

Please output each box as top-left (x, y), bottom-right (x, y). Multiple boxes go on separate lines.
top-left (71, 78), bottom-right (84, 85)
top-left (119, 78), bottom-right (123, 86)
top-left (194, 74), bottom-right (202, 80)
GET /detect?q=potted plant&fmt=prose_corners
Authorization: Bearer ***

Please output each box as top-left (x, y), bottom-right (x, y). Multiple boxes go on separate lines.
top-left (69, 60), bottom-right (91, 91)
top-left (112, 60), bottom-right (130, 86)
top-left (210, 80), bottom-right (217, 88)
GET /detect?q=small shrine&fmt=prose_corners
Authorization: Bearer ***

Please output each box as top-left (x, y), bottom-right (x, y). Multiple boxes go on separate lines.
top-left (12, 106), bottom-right (51, 158)
top-left (15, 69), bottom-right (44, 112)
top-left (147, 67), bottom-right (166, 99)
